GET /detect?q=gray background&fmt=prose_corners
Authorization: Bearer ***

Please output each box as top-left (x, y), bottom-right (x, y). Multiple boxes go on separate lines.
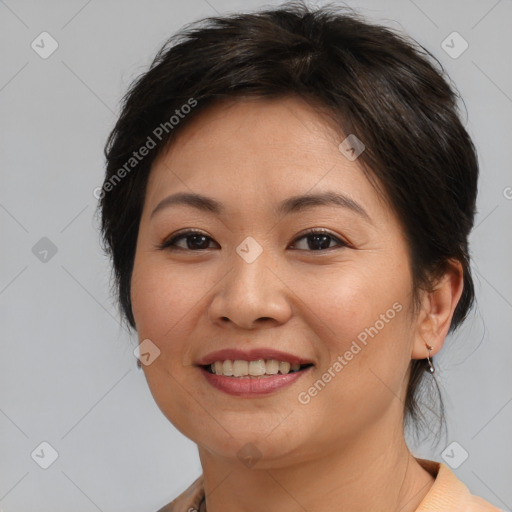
top-left (1, 0), bottom-right (511, 510)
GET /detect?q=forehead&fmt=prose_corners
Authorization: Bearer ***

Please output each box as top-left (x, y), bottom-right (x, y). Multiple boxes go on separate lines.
top-left (154, 96), bottom-right (341, 168)
top-left (144, 96), bottom-right (389, 223)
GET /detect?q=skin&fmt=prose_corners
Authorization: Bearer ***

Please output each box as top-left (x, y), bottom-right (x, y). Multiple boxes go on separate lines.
top-left (130, 96), bottom-right (464, 512)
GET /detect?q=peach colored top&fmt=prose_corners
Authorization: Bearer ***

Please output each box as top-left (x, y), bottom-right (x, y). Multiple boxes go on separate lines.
top-left (156, 458), bottom-right (502, 511)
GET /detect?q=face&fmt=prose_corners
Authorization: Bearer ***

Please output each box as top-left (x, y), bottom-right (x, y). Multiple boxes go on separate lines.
top-left (131, 96), bottom-right (419, 467)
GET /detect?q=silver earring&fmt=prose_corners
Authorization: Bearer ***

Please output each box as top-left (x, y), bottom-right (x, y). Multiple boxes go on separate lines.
top-left (425, 343), bottom-right (435, 374)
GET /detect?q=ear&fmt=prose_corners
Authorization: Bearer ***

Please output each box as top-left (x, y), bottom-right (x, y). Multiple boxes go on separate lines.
top-left (411, 259), bottom-right (464, 360)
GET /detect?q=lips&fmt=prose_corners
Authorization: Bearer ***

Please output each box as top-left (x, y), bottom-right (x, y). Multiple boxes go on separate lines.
top-left (199, 364), bottom-right (313, 396)
top-left (195, 348), bottom-right (315, 367)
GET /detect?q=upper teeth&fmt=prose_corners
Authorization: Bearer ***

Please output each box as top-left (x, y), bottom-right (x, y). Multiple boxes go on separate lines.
top-left (210, 359), bottom-right (302, 377)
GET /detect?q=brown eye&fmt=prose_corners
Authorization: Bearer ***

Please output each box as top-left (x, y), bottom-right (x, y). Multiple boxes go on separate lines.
top-left (290, 229), bottom-right (348, 251)
top-left (158, 230), bottom-right (218, 251)
top-left (158, 228), bottom-right (348, 252)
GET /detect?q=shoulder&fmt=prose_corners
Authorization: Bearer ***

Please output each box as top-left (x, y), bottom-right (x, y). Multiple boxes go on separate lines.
top-left (414, 458), bottom-right (502, 512)
top-left (155, 474), bottom-right (205, 512)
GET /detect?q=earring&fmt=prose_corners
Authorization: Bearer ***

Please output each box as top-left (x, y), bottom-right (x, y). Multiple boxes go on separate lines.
top-left (425, 343), bottom-right (435, 374)
top-left (136, 358), bottom-right (142, 369)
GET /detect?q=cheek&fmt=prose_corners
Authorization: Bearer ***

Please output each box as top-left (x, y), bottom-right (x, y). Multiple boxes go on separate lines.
top-left (296, 258), bottom-right (414, 413)
top-left (130, 256), bottom-right (206, 368)
top-left (130, 252), bottom-right (235, 382)
top-left (131, 255), bottom-right (203, 331)
top-left (130, 257), bottom-right (208, 434)
top-left (302, 258), bottom-right (411, 343)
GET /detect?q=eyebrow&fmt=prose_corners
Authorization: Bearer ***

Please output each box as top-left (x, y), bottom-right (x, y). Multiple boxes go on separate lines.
top-left (150, 191), bottom-right (371, 223)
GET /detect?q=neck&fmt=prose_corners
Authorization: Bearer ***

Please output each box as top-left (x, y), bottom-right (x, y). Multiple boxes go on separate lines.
top-left (197, 420), bottom-right (435, 512)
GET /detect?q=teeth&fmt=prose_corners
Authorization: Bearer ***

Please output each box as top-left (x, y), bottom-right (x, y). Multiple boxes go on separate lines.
top-left (249, 359), bottom-right (266, 376)
top-left (279, 361), bottom-right (291, 374)
top-left (233, 360), bottom-right (248, 377)
top-left (208, 359), bottom-right (304, 377)
top-left (266, 359), bottom-right (280, 374)
top-left (222, 360), bottom-right (233, 376)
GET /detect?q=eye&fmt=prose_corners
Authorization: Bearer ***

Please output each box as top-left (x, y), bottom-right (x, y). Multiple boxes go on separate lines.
top-left (157, 228), bottom-right (349, 252)
top-left (157, 229), bottom-right (218, 251)
top-left (289, 228), bottom-right (348, 251)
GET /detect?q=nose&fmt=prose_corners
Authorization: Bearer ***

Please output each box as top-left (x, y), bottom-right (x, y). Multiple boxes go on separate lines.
top-left (207, 245), bottom-right (293, 330)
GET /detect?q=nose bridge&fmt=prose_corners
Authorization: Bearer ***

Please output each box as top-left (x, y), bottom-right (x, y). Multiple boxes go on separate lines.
top-left (209, 236), bottom-right (291, 327)
top-left (233, 237), bottom-right (272, 294)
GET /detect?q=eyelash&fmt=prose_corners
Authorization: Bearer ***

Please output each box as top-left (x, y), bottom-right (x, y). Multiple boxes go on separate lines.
top-left (157, 228), bottom-right (349, 252)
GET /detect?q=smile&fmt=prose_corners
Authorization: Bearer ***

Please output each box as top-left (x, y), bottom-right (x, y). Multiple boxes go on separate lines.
top-left (204, 359), bottom-right (314, 377)
top-left (199, 361), bottom-right (314, 396)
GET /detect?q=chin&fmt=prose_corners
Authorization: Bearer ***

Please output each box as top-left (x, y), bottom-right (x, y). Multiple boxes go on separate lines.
top-left (200, 427), bottom-right (306, 464)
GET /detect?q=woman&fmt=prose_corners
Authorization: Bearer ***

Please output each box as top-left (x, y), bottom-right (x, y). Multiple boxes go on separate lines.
top-left (98, 2), bottom-right (500, 510)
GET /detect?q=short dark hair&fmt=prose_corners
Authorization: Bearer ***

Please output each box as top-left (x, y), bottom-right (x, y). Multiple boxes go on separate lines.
top-left (98, 0), bottom-right (478, 441)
